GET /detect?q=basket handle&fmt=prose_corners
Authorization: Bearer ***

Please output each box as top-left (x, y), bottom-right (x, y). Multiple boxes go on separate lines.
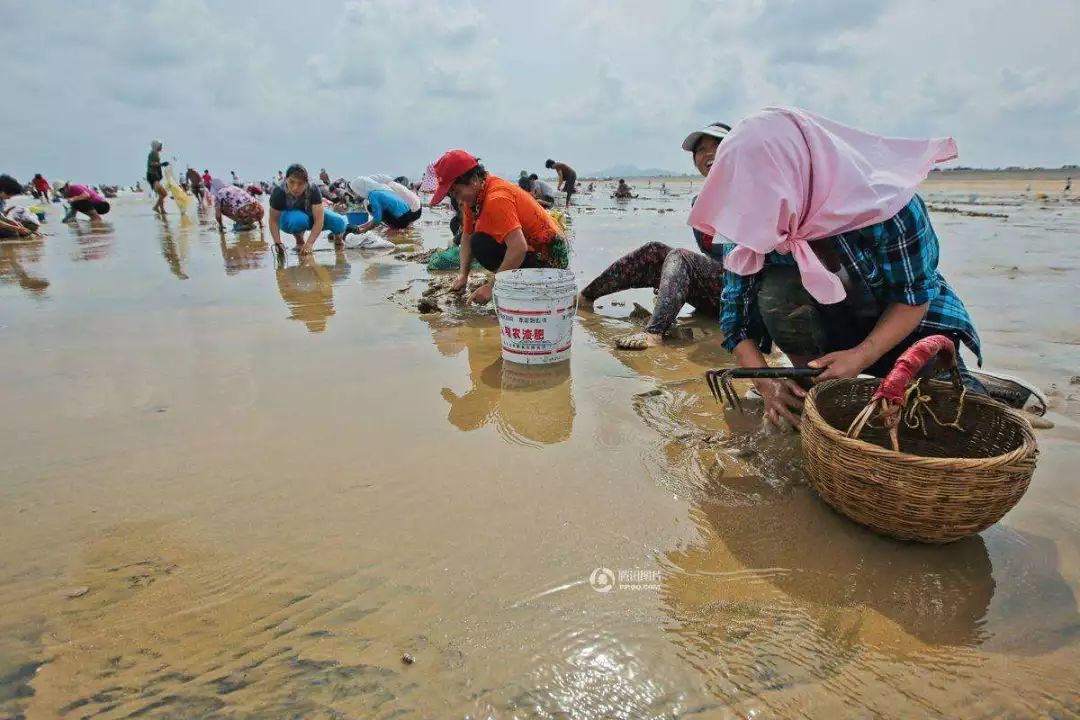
top-left (871, 335), bottom-right (960, 406)
top-left (846, 335), bottom-right (961, 451)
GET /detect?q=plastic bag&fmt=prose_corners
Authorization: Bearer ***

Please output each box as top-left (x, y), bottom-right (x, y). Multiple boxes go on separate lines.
top-left (163, 167), bottom-right (192, 213)
top-left (427, 244), bottom-right (482, 271)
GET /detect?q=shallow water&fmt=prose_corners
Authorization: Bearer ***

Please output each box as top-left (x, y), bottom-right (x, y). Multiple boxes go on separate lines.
top-left (1, 182), bottom-right (1079, 719)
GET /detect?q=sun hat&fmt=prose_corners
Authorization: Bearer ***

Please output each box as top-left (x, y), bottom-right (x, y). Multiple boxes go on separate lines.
top-left (681, 122), bottom-right (731, 152)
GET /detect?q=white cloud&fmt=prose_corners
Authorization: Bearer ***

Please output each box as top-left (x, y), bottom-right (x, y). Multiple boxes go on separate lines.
top-left (2, 0), bottom-right (1077, 185)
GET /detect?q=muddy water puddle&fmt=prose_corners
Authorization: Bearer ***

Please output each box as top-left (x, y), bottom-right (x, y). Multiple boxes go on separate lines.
top-left (1, 186), bottom-right (1079, 718)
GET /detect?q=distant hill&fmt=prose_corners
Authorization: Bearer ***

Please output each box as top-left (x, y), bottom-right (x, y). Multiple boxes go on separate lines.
top-left (584, 164), bottom-right (681, 179)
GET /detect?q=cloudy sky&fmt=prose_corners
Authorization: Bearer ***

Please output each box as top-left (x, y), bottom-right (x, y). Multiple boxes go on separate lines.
top-left (5, 0), bottom-right (1078, 184)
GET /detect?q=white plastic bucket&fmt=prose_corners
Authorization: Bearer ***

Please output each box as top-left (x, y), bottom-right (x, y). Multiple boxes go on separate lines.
top-left (492, 268), bottom-right (577, 365)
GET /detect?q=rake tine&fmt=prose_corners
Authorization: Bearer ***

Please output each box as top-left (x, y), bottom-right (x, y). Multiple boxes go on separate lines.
top-left (705, 370), bottom-right (717, 401)
top-left (704, 369), bottom-right (747, 412)
top-left (721, 372), bottom-right (745, 414)
top-left (706, 370), bottom-right (726, 404)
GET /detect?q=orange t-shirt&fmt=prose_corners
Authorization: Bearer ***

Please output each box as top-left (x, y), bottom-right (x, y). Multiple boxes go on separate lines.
top-left (462, 176), bottom-right (560, 250)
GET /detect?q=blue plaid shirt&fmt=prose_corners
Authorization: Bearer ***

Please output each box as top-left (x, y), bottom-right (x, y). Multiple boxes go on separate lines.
top-left (715, 195), bottom-right (982, 364)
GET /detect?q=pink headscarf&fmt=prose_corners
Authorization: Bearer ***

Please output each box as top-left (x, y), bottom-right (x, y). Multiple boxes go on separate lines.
top-left (687, 107), bottom-right (958, 304)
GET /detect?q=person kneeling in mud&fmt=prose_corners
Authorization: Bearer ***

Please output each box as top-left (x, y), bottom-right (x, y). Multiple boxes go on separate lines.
top-left (269, 164), bottom-right (350, 255)
top-left (579, 122), bottom-right (731, 350)
top-left (212, 179), bottom-right (264, 232)
top-left (612, 179), bottom-right (638, 200)
top-left (428, 149), bottom-right (569, 305)
top-left (688, 107), bottom-right (985, 430)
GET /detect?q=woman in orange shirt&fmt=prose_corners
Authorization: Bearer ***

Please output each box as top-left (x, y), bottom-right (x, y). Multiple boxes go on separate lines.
top-left (429, 149), bottom-right (568, 304)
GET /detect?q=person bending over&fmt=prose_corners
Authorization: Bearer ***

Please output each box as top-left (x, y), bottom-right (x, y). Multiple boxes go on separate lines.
top-left (348, 176), bottom-right (423, 232)
top-left (429, 149), bottom-right (569, 304)
top-left (58, 181), bottom-right (111, 221)
top-left (212, 179), bottom-right (264, 232)
top-left (544, 159), bottom-right (577, 207)
top-left (687, 107), bottom-right (984, 429)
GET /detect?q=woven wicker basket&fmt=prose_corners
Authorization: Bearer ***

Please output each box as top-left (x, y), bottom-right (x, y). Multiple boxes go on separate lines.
top-left (802, 337), bottom-right (1039, 544)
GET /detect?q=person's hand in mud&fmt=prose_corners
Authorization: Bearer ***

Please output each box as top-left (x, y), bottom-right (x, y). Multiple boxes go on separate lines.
top-left (450, 273), bottom-right (469, 293)
top-left (469, 281), bottom-right (494, 304)
top-left (755, 378), bottom-right (807, 430)
top-left (732, 340), bottom-right (806, 429)
top-left (1, 215), bottom-right (29, 236)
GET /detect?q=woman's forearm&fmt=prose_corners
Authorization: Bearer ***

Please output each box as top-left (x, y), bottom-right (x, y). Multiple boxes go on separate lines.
top-left (269, 209), bottom-right (282, 245)
top-left (856, 302), bottom-right (929, 366)
top-left (733, 338), bottom-right (770, 369)
top-left (68, 193), bottom-right (89, 203)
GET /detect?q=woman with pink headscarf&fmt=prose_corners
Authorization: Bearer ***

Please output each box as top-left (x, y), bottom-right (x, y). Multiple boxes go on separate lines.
top-left (687, 107), bottom-right (982, 429)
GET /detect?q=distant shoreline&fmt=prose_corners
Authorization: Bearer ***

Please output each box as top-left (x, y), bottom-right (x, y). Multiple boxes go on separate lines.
top-left (925, 168), bottom-right (1075, 181)
top-left (581, 167), bottom-right (1076, 182)
top-left (579, 168), bottom-right (1076, 184)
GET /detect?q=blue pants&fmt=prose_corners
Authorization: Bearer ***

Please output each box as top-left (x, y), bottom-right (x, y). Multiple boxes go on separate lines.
top-left (279, 208), bottom-right (347, 235)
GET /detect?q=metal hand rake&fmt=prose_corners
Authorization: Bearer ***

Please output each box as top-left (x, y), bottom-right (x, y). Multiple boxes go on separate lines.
top-left (705, 367), bottom-right (823, 413)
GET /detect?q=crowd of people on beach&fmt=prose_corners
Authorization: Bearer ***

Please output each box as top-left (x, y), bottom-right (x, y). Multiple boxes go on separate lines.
top-left (7, 105), bottom-right (1065, 427)
top-left (139, 143), bottom-right (433, 253)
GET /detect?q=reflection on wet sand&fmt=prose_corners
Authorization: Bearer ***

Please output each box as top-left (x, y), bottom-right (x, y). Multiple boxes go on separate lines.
top-left (669, 476), bottom-right (996, 643)
top-left (219, 231), bottom-right (270, 275)
top-left (275, 251), bottom-right (351, 333)
top-left (69, 220), bottom-right (115, 262)
top-left (158, 220), bottom-right (189, 280)
top-left (0, 241), bottom-right (49, 295)
top-left (386, 226), bottom-right (424, 249)
top-left (426, 316), bottom-right (575, 446)
top-left (659, 480), bottom-right (1080, 715)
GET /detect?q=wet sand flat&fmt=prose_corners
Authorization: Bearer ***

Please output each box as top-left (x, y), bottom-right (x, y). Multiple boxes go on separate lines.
top-left (1, 180), bottom-right (1079, 718)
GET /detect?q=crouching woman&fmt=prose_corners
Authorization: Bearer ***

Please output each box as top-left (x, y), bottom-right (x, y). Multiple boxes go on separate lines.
top-left (269, 164), bottom-right (348, 254)
top-left (428, 149), bottom-right (568, 304)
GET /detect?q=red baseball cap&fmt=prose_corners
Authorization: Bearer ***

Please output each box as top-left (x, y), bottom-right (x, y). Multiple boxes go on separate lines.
top-left (429, 149), bottom-right (479, 206)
